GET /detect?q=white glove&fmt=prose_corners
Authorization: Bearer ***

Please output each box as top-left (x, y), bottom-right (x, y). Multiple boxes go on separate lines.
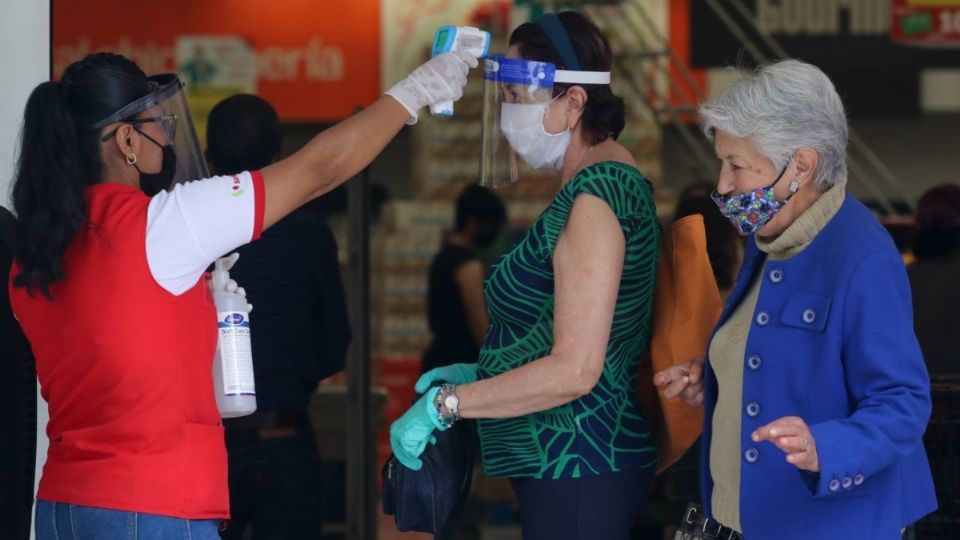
top-left (211, 253), bottom-right (253, 313)
top-left (216, 252), bottom-right (240, 272)
top-left (225, 278), bottom-right (253, 314)
top-left (385, 50), bottom-right (478, 125)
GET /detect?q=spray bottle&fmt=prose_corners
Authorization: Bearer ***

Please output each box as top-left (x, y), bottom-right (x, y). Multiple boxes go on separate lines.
top-left (211, 254), bottom-right (257, 418)
top-left (430, 25), bottom-right (491, 116)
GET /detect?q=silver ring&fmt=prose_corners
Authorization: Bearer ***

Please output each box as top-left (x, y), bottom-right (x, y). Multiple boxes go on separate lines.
top-left (802, 437), bottom-right (811, 451)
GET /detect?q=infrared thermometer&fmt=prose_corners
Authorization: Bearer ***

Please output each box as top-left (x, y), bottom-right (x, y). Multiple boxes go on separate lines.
top-left (430, 25), bottom-right (491, 116)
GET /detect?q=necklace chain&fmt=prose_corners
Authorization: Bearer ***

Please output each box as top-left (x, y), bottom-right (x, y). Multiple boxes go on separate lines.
top-left (569, 144), bottom-right (596, 182)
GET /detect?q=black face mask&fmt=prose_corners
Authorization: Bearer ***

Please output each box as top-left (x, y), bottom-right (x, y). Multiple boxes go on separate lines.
top-left (134, 129), bottom-right (177, 196)
top-left (474, 225), bottom-right (501, 249)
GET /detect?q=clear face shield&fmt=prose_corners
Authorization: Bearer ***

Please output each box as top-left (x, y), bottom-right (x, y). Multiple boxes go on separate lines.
top-left (480, 56), bottom-right (558, 189)
top-left (479, 55), bottom-right (611, 188)
top-left (91, 74), bottom-right (208, 190)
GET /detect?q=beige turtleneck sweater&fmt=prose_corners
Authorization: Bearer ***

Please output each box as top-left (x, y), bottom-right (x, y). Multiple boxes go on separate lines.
top-left (709, 180), bottom-right (846, 531)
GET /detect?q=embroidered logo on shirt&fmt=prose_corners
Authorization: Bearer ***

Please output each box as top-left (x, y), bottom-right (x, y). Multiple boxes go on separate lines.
top-left (231, 175), bottom-right (245, 197)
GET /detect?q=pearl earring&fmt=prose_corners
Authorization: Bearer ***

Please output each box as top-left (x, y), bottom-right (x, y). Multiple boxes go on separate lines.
top-left (789, 180), bottom-right (800, 193)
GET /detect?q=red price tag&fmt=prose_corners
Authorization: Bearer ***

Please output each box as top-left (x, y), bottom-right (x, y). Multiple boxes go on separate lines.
top-left (892, 1), bottom-right (960, 45)
top-left (937, 9), bottom-right (960, 36)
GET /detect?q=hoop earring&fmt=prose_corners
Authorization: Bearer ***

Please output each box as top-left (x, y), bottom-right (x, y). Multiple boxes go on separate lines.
top-left (789, 180), bottom-right (800, 193)
top-left (126, 154), bottom-right (137, 166)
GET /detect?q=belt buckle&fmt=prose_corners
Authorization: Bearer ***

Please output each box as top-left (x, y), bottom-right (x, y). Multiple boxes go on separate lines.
top-left (702, 518), bottom-right (723, 539)
top-left (258, 426), bottom-right (298, 439)
top-left (712, 523), bottom-right (739, 540)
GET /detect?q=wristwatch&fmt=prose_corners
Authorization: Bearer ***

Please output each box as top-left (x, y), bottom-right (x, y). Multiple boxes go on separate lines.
top-left (434, 384), bottom-right (461, 429)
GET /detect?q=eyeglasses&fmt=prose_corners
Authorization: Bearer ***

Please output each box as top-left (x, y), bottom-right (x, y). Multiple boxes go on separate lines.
top-left (100, 114), bottom-right (178, 142)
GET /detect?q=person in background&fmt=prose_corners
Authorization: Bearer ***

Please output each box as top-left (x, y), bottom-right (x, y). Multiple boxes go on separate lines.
top-left (672, 181), bottom-right (743, 300)
top-left (422, 184), bottom-right (506, 376)
top-left (10, 49), bottom-right (472, 539)
top-left (653, 59), bottom-right (935, 539)
top-left (204, 94), bottom-right (351, 540)
top-left (908, 183), bottom-right (960, 378)
top-left (421, 183), bottom-right (506, 540)
top-left (0, 206), bottom-right (35, 540)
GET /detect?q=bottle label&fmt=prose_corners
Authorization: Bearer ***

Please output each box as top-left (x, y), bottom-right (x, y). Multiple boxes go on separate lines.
top-left (218, 310), bottom-right (255, 396)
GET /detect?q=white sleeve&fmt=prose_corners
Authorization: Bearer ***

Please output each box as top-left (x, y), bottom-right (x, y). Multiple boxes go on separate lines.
top-left (146, 170), bottom-right (266, 295)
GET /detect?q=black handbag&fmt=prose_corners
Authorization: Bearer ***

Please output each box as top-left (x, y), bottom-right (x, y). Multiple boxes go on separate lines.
top-left (381, 418), bottom-right (477, 539)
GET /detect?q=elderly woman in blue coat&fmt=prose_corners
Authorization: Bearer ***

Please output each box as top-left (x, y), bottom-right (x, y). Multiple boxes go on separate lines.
top-left (654, 59), bottom-right (935, 540)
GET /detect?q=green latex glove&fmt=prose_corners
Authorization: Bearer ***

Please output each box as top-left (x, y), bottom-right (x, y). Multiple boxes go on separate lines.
top-left (389, 387), bottom-right (446, 470)
top-left (414, 363), bottom-right (478, 393)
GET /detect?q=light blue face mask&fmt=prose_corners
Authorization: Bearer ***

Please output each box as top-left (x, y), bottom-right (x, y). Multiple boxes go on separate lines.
top-left (711, 161), bottom-right (799, 236)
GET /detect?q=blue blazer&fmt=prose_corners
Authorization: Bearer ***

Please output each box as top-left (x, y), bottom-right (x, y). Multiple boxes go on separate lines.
top-left (700, 195), bottom-right (936, 539)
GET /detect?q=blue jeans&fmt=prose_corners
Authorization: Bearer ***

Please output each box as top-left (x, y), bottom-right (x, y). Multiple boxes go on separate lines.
top-left (35, 500), bottom-right (221, 540)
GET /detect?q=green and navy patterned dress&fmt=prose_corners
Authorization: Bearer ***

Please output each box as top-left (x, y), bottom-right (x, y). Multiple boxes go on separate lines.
top-left (477, 161), bottom-right (660, 479)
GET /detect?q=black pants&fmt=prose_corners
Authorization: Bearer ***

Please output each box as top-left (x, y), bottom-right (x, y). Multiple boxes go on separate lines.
top-left (509, 467), bottom-right (655, 540)
top-left (221, 426), bottom-right (323, 540)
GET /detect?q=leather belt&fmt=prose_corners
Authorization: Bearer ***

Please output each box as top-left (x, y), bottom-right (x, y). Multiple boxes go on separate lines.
top-left (223, 410), bottom-right (309, 431)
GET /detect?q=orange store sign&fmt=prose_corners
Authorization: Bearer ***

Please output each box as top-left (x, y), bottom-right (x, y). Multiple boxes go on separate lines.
top-left (53, 0), bottom-right (381, 121)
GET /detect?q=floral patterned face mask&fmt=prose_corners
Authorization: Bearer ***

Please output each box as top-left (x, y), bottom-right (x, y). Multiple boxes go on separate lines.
top-left (711, 161), bottom-right (798, 236)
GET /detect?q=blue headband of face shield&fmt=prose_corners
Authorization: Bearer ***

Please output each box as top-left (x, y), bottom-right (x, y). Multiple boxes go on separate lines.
top-left (484, 56), bottom-right (556, 88)
top-left (535, 13), bottom-right (582, 71)
top-left (483, 55), bottom-right (610, 87)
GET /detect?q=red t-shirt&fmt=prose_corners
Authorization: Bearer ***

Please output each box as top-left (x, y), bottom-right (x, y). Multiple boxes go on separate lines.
top-left (9, 171), bottom-right (265, 519)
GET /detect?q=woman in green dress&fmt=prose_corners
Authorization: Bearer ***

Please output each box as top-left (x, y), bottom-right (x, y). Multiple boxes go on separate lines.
top-left (390, 12), bottom-right (660, 539)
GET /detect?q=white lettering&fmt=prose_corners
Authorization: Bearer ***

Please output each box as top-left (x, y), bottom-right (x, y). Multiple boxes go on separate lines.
top-left (54, 37), bottom-right (91, 77)
top-left (305, 38), bottom-right (344, 81)
top-left (257, 46), bottom-right (295, 81)
top-left (782, 0), bottom-right (805, 35)
top-left (109, 39), bottom-right (177, 74)
top-left (287, 46), bottom-right (304, 80)
top-left (804, 0), bottom-right (833, 34)
top-left (757, 0), bottom-right (779, 34)
top-left (941, 10), bottom-right (960, 34)
top-left (55, 37), bottom-right (344, 83)
top-left (255, 38), bottom-right (344, 82)
top-left (756, 0), bottom-right (888, 36)
top-left (54, 37), bottom-right (175, 77)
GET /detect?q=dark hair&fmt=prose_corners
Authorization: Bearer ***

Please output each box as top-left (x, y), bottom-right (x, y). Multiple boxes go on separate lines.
top-left (205, 94), bottom-right (283, 175)
top-left (913, 183), bottom-right (960, 261)
top-left (12, 53), bottom-right (152, 298)
top-left (455, 184), bottom-right (507, 231)
top-left (673, 182), bottom-right (743, 291)
top-left (509, 11), bottom-right (626, 144)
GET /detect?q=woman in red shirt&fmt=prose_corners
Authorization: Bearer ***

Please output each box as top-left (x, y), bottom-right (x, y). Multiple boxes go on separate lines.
top-left (9, 51), bottom-right (474, 539)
